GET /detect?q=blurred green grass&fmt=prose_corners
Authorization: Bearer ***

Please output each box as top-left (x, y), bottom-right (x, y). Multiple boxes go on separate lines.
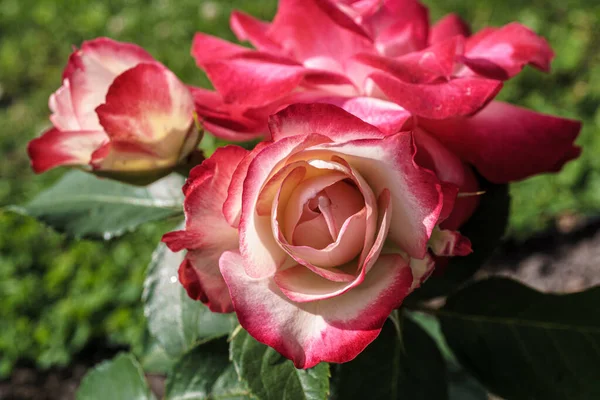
top-left (0, 0), bottom-right (598, 375)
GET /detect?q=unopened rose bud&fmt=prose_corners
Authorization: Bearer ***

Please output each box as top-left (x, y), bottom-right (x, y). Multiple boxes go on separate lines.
top-left (28, 37), bottom-right (201, 185)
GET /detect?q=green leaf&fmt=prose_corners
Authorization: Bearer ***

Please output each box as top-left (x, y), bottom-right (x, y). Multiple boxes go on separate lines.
top-left (11, 170), bottom-right (184, 239)
top-left (139, 333), bottom-right (176, 375)
top-left (331, 315), bottom-right (448, 400)
top-left (77, 353), bottom-right (154, 400)
top-left (439, 278), bottom-right (600, 400)
top-left (143, 242), bottom-right (237, 359)
top-left (409, 181), bottom-right (509, 301)
top-left (165, 338), bottom-right (252, 400)
top-left (230, 329), bottom-right (330, 400)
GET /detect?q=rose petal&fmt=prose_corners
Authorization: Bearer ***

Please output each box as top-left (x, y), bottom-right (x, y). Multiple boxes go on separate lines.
top-left (421, 101), bottom-right (581, 183)
top-left (220, 250), bottom-right (413, 369)
top-left (269, 103), bottom-right (385, 142)
top-left (191, 32), bottom-right (249, 68)
top-left (230, 10), bottom-right (282, 53)
top-left (95, 63), bottom-right (195, 169)
top-left (460, 22), bottom-right (554, 80)
top-left (283, 208), bottom-right (366, 268)
top-left (268, 0), bottom-right (371, 63)
top-left (27, 128), bottom-right (107, 173)
top-left (49, 80), bottom-right (80, 131)
top-left (413, 128), bottom-right (479, 229)
top-left (369, 72), bottom-right (502, 119)
top-left (430, 13), bottom-right (471, 45)
top-left (312, 133), bottom-right (443, 259)
top-left (203, 54), bottom-right (307, 108)
top-left (162, 145), bottom-right (248, 312)
top-left (357, 36), bottom-right (463, 84)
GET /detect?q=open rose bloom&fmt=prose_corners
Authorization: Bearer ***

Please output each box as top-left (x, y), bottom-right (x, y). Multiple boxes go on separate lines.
top-left (191, 0), bottom-right (580, 184)
top-left (28, 38), bottom-right (200, 185)
top-left (163, 104), bottom-right (473, 368)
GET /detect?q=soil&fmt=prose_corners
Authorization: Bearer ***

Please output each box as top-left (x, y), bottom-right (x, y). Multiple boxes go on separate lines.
top-left (1, 218), bottom-right (599, 400)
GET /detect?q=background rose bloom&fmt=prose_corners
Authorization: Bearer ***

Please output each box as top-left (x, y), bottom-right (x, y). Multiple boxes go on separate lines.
top-left (163, 104), bottom-right (472, 368)
top-left (28, 38), bottom-right (200, 185)
top-left (190, 0), bottom-right (580, 185)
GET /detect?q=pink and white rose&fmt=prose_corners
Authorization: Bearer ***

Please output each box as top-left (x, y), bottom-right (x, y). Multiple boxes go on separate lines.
top-left (163, 103), bottom-right (472, 368)
top-left (190, 0), bottom-right (580, 185)
top-left (28, 37), bottom-right (200, 185)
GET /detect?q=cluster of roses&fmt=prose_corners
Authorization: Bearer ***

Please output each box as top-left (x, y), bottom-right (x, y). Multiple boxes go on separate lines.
top-left (28, 0), bottom-right (580, 368)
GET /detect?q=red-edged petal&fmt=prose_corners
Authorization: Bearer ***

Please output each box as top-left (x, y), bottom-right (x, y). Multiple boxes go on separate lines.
top-left (222, 142), bottom-right (269, 228)
top-left (95, 63), bottom-right (195, 166)
top-left (63, 37), bottom-right (155, 81)
top-left (461, 22), bottom-right (554, 80)
top-left (27, 128), bottom-right (107, 173)
top-left (313, 133), bottom-right (444, 259)
top-left (370, 72), bottom-right (502, 119)
top-left (80, 37), bottom-right (155, 75)
top-left (269, 103), bottom-right (385, 142)
top-left (421, 101), bottom-right (582, 183)
top-left (430, 14), bottom-right (471, 44)
top-left (66, 39), bottom-right (159, 131)
top-left (162, 145), bottom-right (248, 312)
top-left (220, 251), bottom-right (413, 369)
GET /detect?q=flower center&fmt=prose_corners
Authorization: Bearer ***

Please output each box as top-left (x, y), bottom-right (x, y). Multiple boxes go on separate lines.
top-left (292, 180), bottom-right (365, 253)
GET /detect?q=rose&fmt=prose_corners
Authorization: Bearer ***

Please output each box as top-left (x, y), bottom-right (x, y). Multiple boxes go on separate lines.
top-left (189, 0), bottom-right (580, 185)
top-left (163, 103), bottom-right (472, 368)
top-left (28, 37), bottom-right (200, 185)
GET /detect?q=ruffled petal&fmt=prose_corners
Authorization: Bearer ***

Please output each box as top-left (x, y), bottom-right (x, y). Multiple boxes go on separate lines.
top-left (162, 145), bottom-right (248, 312)
top-left (460, 22), bottom-right (554, 80)
top-left (239, 135), bottom-right (331, 279)
top-left (312, 133), bottom-right (444, 259)
top-left (369, 72), bottom-right (502, 119)
top-left (220, 251), bottom-right (413, 369)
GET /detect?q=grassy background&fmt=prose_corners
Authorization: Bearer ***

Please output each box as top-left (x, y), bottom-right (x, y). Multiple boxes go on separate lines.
top-left (0, 0), bottom-right (598, 375)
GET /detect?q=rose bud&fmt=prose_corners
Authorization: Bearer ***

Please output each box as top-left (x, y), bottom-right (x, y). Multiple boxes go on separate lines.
top-left (163, 104), bottom-right (472, 368)
top-left (28, 38), bottom-right (200, 185)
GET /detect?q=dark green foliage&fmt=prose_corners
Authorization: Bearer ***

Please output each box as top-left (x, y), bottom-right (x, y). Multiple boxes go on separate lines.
top-left (440, 278), bottom-right (600, 400)
top-left (165, 338), bottom-right (252, 400)
top-left (331, 316), bottom-right (448, 400)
